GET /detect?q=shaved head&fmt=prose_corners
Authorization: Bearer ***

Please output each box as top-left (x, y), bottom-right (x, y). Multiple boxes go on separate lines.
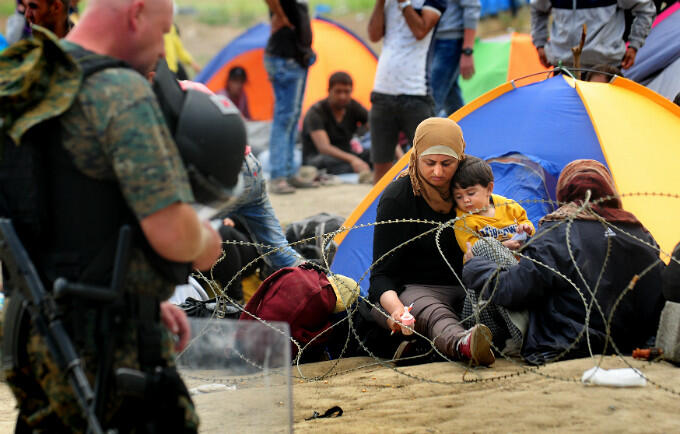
top-left (68, 0), bottom-right (173, 74)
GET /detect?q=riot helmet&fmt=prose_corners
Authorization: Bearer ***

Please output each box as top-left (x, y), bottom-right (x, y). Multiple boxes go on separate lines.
top-left (152, 59), bottom-right (246, 211)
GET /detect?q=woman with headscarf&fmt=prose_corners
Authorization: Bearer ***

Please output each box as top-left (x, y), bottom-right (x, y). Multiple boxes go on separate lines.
top-left (463, 159), bottom-right (665, 365)
top-left (368, 117), bottom-right (495, 366)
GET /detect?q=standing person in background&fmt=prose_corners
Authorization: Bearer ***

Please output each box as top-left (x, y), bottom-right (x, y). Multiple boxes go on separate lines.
top-left (367, 0), bottom-right (446, 184)
top-left (24, 0), bottom-right (71, 38)
top-left (429, 0), bottom-right (480, 117)
top-left (531, 0), bottom-right (656, 70)
top-left (164, 22), bottom-right (201, 79)
top-left (263, 0), bottom-right (318, 194)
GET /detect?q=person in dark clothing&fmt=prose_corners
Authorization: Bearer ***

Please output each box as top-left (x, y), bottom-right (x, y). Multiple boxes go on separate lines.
top-left (368, 117), bottom-right (495, 366)
top-left (662, 242), bottom-right (680, 303)
top-left (463, 159), bottom-right (665, 365)
top-left (302, 71), bottom-right (371, 176)
top-left (207, 220), bottom-right (261, 302)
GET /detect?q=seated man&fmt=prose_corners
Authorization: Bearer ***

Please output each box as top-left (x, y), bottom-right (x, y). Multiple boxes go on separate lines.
top-left (301, 71), bottom-right (371, 177)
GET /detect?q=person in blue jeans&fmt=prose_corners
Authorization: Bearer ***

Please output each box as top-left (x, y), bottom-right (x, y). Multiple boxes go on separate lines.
top-left (219, 151), bottom-right (303, 273)
top-left (264, 0), bottom-right (317, 194)
top-left (429, 0), bottom-right (480, 117)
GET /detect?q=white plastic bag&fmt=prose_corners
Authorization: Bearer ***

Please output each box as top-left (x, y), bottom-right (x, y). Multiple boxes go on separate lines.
top-left (581, 366), bottom-right (647, 387)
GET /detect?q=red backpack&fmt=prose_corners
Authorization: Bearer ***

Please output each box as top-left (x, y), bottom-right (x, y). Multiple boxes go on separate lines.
top-left (240, 263), bottom-right (337, 358)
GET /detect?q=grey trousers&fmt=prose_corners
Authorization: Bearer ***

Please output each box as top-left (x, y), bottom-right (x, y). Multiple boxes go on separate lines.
top-left (371, 284), bottom-right (468, 358)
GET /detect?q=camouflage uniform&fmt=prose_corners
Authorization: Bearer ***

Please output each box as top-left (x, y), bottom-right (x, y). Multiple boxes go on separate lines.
top-left (1, 30), bottom-right (199, 432)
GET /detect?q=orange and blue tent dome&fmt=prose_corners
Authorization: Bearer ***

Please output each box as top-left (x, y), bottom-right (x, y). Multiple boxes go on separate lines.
top-left (195, 16), bottom-right (378, 121)
top-left (331, 74), bottom-right (680, 296)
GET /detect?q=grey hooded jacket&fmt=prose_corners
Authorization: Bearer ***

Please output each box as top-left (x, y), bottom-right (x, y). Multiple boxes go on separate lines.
top-left (531, 0), bottom-right (656, 68)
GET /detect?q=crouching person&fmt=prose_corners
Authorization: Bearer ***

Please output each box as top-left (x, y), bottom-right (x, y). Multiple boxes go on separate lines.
top-left (463, 159), bottom-right (665, 365)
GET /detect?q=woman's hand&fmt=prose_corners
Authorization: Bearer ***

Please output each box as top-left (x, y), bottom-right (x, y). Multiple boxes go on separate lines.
top-left (387, 307), bottom-right (414, 336)
top-left (502, 239), bottom-right (521, 250)
top-left (379, 290), bottom-right (414, 335)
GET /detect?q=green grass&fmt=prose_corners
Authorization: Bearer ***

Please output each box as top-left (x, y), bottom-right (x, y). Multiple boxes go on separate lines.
top-left (175, 0), bottom-right (375, 27)
top-left (0, 3), bottom-right (16, 17)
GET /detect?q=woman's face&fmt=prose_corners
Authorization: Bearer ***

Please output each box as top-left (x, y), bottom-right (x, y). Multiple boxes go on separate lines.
top-left (417, 154), bottom-right (459, 188)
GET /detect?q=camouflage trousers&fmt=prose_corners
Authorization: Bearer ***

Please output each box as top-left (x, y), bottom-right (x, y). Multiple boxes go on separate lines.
top-left (4, 305), bottom-right (199, 433)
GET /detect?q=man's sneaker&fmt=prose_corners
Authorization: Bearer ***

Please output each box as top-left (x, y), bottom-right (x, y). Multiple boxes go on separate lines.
top-left (287, 175), bottom-right (320, 189)
top-left (269, 178), bottom-right (296, 195)
top-left (456, 324), bottom-right (495, 366)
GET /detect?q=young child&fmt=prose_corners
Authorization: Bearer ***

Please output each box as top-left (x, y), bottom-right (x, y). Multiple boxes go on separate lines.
top-left (452, 156), bottom-right (535, 256)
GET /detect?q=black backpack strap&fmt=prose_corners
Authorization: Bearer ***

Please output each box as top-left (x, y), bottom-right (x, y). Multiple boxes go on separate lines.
top-left (67, 45), bottom-right (132, 79)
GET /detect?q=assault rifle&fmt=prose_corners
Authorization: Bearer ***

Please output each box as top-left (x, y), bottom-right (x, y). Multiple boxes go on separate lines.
top-left (0, 218), bottom-right (131, 434)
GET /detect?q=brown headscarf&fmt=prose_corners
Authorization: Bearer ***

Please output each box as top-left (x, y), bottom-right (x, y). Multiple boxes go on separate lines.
top-left (540, 159), bottom-right (641, 226)
top-left (399, 118), bottom-right (466, 213)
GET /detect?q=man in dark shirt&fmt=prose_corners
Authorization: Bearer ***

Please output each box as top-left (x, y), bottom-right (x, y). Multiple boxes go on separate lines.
top-left (264, 0), bottom-right (317, 194)
top-left (302, 71), bottom-right (371, 176)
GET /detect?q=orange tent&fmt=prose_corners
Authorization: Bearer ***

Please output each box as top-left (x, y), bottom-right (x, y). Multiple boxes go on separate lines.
top-left (196, 17), bottom-right (378, 121)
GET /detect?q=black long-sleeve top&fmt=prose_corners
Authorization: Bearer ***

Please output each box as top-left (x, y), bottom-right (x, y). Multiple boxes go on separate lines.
top-left (368, 176), bottom-right (464, 303)
top-left (463, 220), bottom-right (665, 364)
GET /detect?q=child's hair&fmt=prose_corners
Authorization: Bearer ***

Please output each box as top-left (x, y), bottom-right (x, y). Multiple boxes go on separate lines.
top-left (452, 155), bottom-right (494, 189)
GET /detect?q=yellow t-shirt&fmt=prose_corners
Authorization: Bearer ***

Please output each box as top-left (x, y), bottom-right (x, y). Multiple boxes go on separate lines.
top-left (454, 193), bottom-right (535, 253)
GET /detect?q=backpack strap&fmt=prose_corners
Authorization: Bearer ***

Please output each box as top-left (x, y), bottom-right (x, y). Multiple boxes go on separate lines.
top-left (67, 45), bottom-right (132, 79)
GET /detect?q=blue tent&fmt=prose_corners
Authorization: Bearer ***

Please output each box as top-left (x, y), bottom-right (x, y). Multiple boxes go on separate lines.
top-left (0, 34), bottom-right (7, 52)
top-left (624, 2), bottom-right (680, 100)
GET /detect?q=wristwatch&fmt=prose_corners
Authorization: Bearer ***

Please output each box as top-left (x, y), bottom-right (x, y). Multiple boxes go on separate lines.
top-left (398, 0), bottom-right (412, 11)
top-left (462, 47), bottom-right (474, 56)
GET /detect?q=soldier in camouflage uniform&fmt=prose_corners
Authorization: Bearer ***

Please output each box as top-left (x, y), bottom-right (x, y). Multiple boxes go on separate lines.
top-left (0, 0), bottom-right (222, 432)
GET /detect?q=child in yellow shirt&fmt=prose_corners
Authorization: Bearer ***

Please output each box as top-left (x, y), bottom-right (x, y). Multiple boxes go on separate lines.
top-left (452, 156), bottom-right (534, 256)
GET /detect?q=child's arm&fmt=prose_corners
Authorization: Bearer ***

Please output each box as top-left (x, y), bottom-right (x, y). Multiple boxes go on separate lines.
top-left (511, 202), bottom-right (535, 235)
top-left (454, 219), bottom-right (479, 258)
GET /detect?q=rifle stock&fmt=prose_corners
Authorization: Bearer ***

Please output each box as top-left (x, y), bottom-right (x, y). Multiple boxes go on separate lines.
top-left (0, 218), bottom-right (106, 434)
